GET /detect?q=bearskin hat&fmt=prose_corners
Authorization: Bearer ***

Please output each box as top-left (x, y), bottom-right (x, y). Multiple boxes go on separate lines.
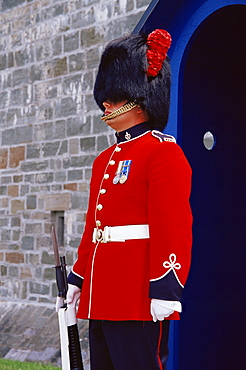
top-left (93, 30), bottom-right (171, 132)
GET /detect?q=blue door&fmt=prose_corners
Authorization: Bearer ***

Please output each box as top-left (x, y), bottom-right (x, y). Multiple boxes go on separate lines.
top-left (178, 5), bottom-right (246, 369)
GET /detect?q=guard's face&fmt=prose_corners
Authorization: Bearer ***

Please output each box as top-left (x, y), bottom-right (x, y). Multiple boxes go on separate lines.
top-left (102, 100), bottom-right (148, 133)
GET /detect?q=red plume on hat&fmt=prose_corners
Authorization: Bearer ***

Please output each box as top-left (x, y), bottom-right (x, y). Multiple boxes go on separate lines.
top-left (146, 29), bottom-right (172, 77)
top-left (94, 29), bottom-right (172, 132)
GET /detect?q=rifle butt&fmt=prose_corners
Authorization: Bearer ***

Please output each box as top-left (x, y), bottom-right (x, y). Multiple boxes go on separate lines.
top-left (68, 323), bottom-right (84, 370)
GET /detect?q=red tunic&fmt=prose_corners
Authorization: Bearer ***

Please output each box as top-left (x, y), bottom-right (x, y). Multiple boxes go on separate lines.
top-left (72, 131), bottom-right (192, 321)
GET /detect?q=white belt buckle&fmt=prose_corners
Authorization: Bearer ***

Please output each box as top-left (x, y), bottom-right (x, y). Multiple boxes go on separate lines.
top-left (93, 228), bottom-right (105, 243)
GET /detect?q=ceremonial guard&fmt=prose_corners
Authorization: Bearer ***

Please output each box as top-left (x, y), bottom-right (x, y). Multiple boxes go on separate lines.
top-left (62, 29), bottom-right (193, 369)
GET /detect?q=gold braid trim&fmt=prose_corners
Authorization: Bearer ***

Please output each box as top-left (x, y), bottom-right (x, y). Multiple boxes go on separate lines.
top-left (101, 102), bottom-right (138, 121)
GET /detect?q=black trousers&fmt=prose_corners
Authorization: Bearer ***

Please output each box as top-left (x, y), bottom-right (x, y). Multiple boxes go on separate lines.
top-left (89, 320), bottom-right (170, 370)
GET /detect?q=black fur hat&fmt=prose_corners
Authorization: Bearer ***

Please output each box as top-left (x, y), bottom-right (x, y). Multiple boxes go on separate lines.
top-left (93, 30), bottom-right (171, 132)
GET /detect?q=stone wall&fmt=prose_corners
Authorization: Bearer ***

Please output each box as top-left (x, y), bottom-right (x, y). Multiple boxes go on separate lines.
top-left (0, 0), bottom-right (149, 304)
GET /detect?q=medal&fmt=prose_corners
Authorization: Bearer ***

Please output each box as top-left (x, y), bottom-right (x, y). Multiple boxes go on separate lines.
top-left (113, 161), bottom-right (123, 184)
top-left (119, 175), bottom-right (127, 184)
top-left (113, 175), bottom-right (120, 184)
top-left (113, 160), bottom-right (132, 184)
top-left (119, 160), bottom-right (132, 184)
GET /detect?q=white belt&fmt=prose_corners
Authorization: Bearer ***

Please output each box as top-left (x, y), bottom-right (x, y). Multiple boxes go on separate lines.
top-left (92, 224), bottom-right (149, 243)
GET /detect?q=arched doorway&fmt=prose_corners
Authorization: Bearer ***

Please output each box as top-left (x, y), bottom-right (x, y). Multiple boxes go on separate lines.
top-left (178, 5), bottom-right (246, 369)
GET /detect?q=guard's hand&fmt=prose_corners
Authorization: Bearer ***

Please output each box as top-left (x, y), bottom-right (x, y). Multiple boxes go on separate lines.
top-left (150, 299), bottom-right (174, 322)
top-left (66, 283), bottom-right (81, 308)
top-left (56, 296), bottom-right (64, 312)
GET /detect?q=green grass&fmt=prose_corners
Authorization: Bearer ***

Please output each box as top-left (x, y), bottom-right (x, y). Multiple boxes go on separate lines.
top-left (0, 359), bottom-right (60, 369)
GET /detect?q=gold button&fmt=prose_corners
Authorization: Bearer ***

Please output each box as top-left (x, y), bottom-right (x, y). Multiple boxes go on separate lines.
top-left (100, 189), bottom-right (106, 194)
top-left (109, 160), bottom-right (115, 165)
top-left (104, 174), bottom-right (109, 179)
top-left (96, 220), bottom-right (101, 227)
top-left (97, 204), bottom-right (103, 211)
top-left (115, 146), bottom-right (121, 152)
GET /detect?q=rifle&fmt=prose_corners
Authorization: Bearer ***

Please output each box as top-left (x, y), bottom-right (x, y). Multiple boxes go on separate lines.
top-left (52, 226), bottom-right (84, 370)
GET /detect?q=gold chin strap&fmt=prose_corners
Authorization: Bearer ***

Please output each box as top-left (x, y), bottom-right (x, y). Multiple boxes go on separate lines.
top-left (101, 101), bottom-right (138, 122)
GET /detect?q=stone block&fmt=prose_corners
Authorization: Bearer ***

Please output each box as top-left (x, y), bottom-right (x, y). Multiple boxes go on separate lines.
top-left (84, 93), bottom-right (98, 112)
top-left (69, 138), bottom-right (79, 154)
top-left (1, 198), bottom-right (9, 208)
top-left (80, 137), bottom-right (95, 152)
top-left (71, 8), bottom-right (95, 29)
top-left (29, 253), bottom-right (40, 265)
top-left (20, 184), bottom-right (29, 196)
top-left (27, 195), bottom-right (37, 209)
top-left (71, 192), bottom-right (88, 210)
top-left (6, 108), bottom-right (24, 126)
top-left (63, 74), bottom-right (82, 96)
top-left (11, 217), bottom-right (21, 227)
top-left (97, 135), bottom-right (109, 151)
top-left (54, 171), bottom-right (66, 182)
top-left (6, 252), bottom-right (24, 264)
top-left (36, 236), bottom-right (51, 250)
top-left (0, 92), bottom-right (9, 109)
top-left (14, 47), bottom-right (34, 67)
top-left (0, 186), bottom-right (7, 195)
top-left (85, 168), bottom-right (92, 180)
top-left (3, 127), bottom-right (32, 145)
top-left (1, 229), bottom-right (11, 241)
top-left (10, 88), bottom-right (23, 106)
top-left (42, 141), bottom-right (60, 157)
top-left (25, 223), bottom-right (42, 234)
top-left (81, 27), bottom-right (104, 48)
top-left (21, 160), bottom-right (48, 172)
top-left (68, 237), bottom-right (82, 249)
top-left (86, 47), bottom-right (100, 69)
top-left (78, 182), bottom-right (88, 192)
top-left (4, 348), bottom-right (31, 362)
top-left (0, 265), bottom-right (7, 276)
top-left (12, 68), bottom-right (29, 86)
top-left (55, 97), bottom-right (77, 118)
top-left (36, 40), bottom-right (52, 61)
top-left (26, 144), bottom-right (40, 159)
top-left (45, 57), bottom-right (67, 79)
top-left (68, 169), bottom-right (82, 181)
top-left (41, 250), bottom-right (55, 265)
top-left (58, 140), bottom-right (68, 155)
top-left (82, 71), bottom-right (94, 92)
top-left (35, 172), bottom-right (54, 183)
top-left (21, 236), bottom-right (34, 250)
top-left (64, 31), bottom-right (79, 53)
top-left (1, 176), bottom-right (12, 184)
top-left (12, 231), bottom-right (21, 241)
top-left (43, 268), bottom-right (55, 280)
top-left (63, 155), bottom-right (95, 169)
top-left (29, 281), bottom-right (49, 295)
top-left (20, 266), bottom-right (32, 278)
top-left (9, 266), bottom-right (18, 277)
top-left (8, 52), bottom-right (14, 68)
top-left (44, 193), bottom-right (71, 211)
top-left (30, 64), bottom-right (43, 82)
top-left (51, 36), bottom-right (62, 56)
top-left (64, 183), bottom-right (77, 191)
top-left (9, 146), bottom-right (25, 168)
top-left (0, 148), bottom-right (8, 169)
top-left (0, 218), bottom-right (9, 227)
top-left (11, 200), bottom-right (24, 215)
top-left (2, 0), bottom-right (25, 11)
top-left (67, 116), bottom-right (91, 136)
top-left (68, 53), bottom-right (85, 73)
top-left (53, 120), bottom-right (66, 140)
top-left (0, 54), bottom-right (7, 70)
top-left (8, 185), bottom-right (19, 197)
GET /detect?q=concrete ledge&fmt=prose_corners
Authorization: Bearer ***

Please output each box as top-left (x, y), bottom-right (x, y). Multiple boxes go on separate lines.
top-left (0, 301), bottom-right (90, 368)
